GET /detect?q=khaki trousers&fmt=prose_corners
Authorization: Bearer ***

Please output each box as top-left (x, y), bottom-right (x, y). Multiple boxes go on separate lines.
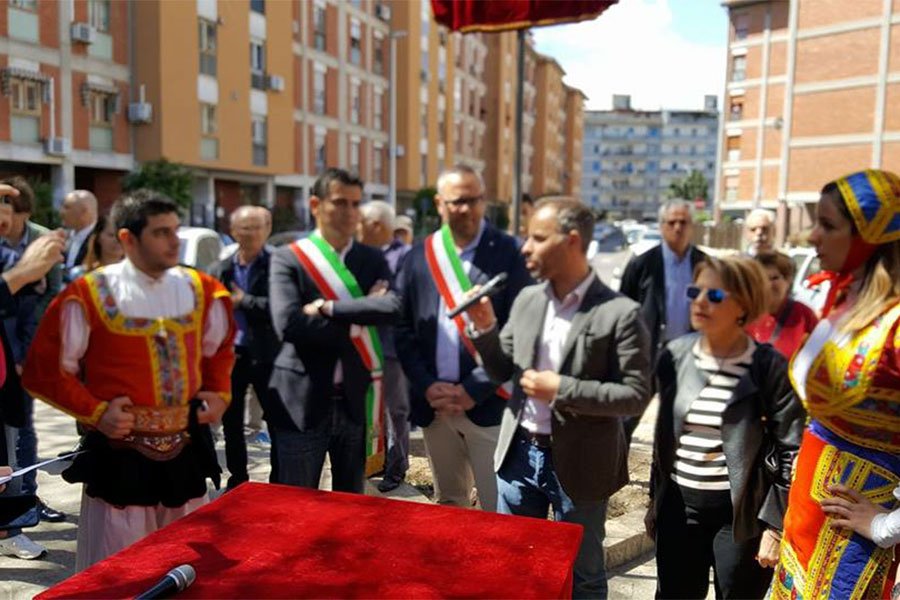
top-left (422, 413), bottom-right (500, 512)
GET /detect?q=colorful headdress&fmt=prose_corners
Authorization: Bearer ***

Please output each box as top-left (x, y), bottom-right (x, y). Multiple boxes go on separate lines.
top-left (835, 169), bottom-right (900, 245)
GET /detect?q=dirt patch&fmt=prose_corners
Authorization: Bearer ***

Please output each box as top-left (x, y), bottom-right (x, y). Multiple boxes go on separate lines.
top-left (405, 433), bottom-right (652, 517)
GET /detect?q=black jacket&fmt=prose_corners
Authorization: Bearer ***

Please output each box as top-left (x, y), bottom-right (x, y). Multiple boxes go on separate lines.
top-left (268, 239), bottom-right (401, 431)
top-left (395, 224), bottom-right (532, 428)
top-left (209, 251), bottom-right (278, 365)
top-left (619, 244), bottom-right (706, 364)
top-left (650, 334), bottom-right (805, 542)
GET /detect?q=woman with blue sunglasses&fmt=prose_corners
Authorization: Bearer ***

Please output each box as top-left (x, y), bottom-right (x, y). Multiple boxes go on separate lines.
top-left (647, 255), bottom-right (805, 599)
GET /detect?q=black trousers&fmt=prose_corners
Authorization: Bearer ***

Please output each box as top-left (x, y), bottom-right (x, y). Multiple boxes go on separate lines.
top-left (655, 485), bottom-right (772, 600)
top-left (223, 353), bottom-right (274, 487)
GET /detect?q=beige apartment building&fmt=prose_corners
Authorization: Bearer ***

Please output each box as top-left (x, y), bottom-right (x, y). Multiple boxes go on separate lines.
top-left (718, 0), bottom-right (900, 240)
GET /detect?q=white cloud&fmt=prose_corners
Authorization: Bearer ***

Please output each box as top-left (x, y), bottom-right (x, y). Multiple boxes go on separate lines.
top-left (531, 0), bottom-right (727, 112)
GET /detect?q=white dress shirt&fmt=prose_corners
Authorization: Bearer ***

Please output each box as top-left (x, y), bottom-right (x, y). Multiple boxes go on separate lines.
top-left (66, 223), bottom-right (95, 268)
top-left (435, 221), bottom-right (485, 382)
top-left (520, 270), bottom-right (596, 435)
top-left (60, 259), bottom-right (230, 375)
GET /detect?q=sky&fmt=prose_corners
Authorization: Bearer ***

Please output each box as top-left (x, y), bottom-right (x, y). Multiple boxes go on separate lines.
top-left (531, 0), bottom-right (729, 112)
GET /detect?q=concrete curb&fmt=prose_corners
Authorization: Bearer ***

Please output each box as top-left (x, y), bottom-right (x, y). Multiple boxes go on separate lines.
top-left (604, 508), bottom-right (654, 570)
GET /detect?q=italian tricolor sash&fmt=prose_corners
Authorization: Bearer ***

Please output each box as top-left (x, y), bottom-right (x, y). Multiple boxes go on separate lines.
top-left (425, 225), bottom-right (512, 400)
top-left (290, 233), bottom-right (385, 466)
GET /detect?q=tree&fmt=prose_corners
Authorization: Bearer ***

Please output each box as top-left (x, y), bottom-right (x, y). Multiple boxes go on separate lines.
top-left (122, 158), bottom-right (193, 213)
top-left (28, 178), bottom-right (60, 229)
top-left (668, 170), bottom-right (710, 202)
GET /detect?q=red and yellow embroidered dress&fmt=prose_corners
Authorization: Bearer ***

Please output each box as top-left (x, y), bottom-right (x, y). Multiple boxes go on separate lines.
top-left (773, 303), bottom-right (900, 599)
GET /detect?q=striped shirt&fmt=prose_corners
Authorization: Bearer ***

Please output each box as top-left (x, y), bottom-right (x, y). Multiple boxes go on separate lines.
top-left (671, 338), bottom-right (755, 492)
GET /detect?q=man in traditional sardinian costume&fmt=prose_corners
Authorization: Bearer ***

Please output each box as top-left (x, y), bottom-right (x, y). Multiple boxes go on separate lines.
top-left (22, 189), bottom-right (235, 571)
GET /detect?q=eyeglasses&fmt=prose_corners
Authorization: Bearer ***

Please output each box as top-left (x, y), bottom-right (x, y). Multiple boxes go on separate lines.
top-left (442, 196), bottom-right (483, 209)
top-left (323, 198), bottom-right (362, 210)
top-left (686, 286), bottom-right (728, 304)
top-left (664, 219), bottom-right (690, 227)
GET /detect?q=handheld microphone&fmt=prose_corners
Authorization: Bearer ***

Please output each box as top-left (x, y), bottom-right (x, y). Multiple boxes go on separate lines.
top-left (446, 272), bottom-right (509, 319)
top-left (135, 564), bottom-right (196, 600)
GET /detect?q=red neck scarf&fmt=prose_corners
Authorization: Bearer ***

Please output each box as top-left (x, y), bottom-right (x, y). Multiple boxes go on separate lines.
top-left (806, 236), bottom-right (878, 317)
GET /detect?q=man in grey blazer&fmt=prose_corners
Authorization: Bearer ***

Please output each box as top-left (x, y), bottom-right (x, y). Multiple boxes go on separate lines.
top-left (465, 197), bottom-right (651, 599)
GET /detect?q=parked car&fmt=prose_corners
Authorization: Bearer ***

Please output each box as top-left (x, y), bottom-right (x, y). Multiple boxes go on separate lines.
top-left (629, 228), bottom-right (662, 256)
top-left (787, 247), bottom-right (827, 314)
top-left (177, 227), bottom-right (223, 272)
top-left (587, 223), bottom-right (627, 260)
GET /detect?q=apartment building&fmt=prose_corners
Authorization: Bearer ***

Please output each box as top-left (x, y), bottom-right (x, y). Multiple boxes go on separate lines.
top-left (718, 0), bottom-right (900, 239)
top-left (0, 0), bottom-right (132, 210)
top-left (581, 95), bottom-right (719, 218)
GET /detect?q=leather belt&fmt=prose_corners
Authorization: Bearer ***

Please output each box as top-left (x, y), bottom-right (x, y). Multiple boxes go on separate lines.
top-left (517, 426), bottom-right (552, 448)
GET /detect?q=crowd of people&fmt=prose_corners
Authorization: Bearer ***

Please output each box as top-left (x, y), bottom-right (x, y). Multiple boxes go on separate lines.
top-left (0, 164), bottom-right (899, 599)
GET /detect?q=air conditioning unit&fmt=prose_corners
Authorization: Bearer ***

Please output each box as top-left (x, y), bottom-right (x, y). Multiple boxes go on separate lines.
top-left (44, 137), bottom-right (71, 157)
top-left (375, 4), bottom-right (391, 22)
top-left (70, 22), bottom-right (96, 44)
top-left (266, 74), bottom-right (285, 92)
top-left (128, 102), bottom-right (153, 124)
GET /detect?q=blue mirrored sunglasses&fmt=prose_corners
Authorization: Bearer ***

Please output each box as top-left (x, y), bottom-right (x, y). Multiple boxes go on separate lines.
top-left (686, 285), bottom-right (728, 304)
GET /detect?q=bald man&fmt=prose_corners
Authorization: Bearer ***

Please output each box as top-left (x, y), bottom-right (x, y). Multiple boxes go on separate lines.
top-left (209, 206), bottom-right (279, 488)
top-left (60, 190), bottom-right (98, 270)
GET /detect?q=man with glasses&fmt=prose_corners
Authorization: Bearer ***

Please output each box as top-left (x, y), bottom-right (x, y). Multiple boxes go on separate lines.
top-left (268, 168), bottom-right (400, 493)
top-left (619, 200), bottom-right (706, 443)
top-left (395, 164), bottom-right (531, 512)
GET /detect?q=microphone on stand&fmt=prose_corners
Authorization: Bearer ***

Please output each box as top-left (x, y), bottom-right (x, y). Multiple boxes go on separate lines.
top-left (446, 272), bottom-right (509, 319)
top-left (135, 564), bottom-right (196, 600)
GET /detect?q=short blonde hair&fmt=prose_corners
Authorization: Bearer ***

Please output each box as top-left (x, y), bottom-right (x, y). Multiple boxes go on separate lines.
top-left (694, 255), bottom-right (769, 324)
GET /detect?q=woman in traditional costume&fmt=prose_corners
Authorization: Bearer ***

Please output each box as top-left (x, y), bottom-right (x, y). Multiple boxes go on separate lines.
top-left (773, 169), bottom-right (900, 599)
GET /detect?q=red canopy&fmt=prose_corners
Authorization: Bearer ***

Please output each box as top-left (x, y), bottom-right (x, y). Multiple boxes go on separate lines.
top-left (431, 0), bottom-right (618, 33)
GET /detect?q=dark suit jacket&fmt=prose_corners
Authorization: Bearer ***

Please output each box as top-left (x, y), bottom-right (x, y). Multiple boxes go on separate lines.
top-left (268, 239), bottom-right (401, 431)
top-left (209, 251), bottom-right (278, 365)
top-left (473, 274), bottom-right (652, 502)
top-left (0, 280), bottom-right (26, 433)
top-left (619, 243), bottom-right (706, 362)
top-left (395, 224), bottom-right (531, 428)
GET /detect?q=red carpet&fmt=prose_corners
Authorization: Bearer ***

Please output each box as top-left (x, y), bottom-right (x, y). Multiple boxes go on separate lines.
top-left (40, 482), bottom-right (582, 599)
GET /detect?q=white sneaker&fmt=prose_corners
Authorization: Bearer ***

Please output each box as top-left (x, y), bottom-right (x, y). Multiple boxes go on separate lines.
top-left (0, 533), bottom-right (47, 560)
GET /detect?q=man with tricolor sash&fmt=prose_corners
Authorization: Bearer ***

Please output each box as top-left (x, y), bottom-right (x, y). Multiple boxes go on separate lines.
top-left (395, 165), bottom-right (531, 512)
top-left (268, 168), bottom-right (401, 493)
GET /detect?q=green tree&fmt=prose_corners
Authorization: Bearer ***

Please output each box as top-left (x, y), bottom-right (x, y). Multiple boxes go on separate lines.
top-left (668, 170), bottom-right (710, 202)
top-left (122, 158), bottom-right (193, 213)
top-left (28, 177), bottom-right (60, 229)
top-left (413, 186), bottom-right (439, 236)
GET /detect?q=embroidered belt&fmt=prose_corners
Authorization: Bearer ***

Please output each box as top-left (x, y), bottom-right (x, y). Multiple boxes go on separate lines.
top-left (127, 405), bottom-right (190, 435)
top-left (111, 431), bottom-right (191, 461)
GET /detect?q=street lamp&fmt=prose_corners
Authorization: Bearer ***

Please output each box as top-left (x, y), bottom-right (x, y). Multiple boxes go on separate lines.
top-left (388, 30), bottom-right (408, 208)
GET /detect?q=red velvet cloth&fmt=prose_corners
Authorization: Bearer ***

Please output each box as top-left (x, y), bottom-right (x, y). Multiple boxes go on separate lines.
top-left (39, 483), bottom-right (582, 599)
top-left (430, 0), bottom-right (618, 33)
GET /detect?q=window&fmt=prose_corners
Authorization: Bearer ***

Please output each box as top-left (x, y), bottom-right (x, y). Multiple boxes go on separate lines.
top-left (420, 50), bottom-right (429, 82)
top-left (9, 0), bottom-right (37, 9)
top-left (199, 19), bottom-right (217, 77)
top-left (725, 175), bottom-right (739, 201)
top-left (373, 88), bottom-right (383, 130)
top-left (726, 135), bottom-right (741, 161)
top-left (10, 78), bottom-right (40, 144)
top-left (349, 19), bottom-right (362, 66)
top-left (373, 146), bottom-right (383, 183)
top-left (729, 98), bottom-right (743, 121)
top-left (250, 0), bottom-right (265, 14)
top-left (252, 115), bottom-right (267, 166)
top-left (350, 81), bottom-right (360, 124)
top-left (420, 104), bottom-right (427, 136)
top-left (200, 103), bottom-right (218, 159)
top-left (313, 5), bottom-right (326, 51)
top-left (731, 55), bottom-right (746, 82)
top-left (250, 40), bottom-right (266, 90)
top-left (315, 131), bottom-right (326, 173)
top-left (88, 0), bottom-right (110, 32)
top-left (735, 14), bottom-right (749, 40)
top-left (420, 155), bottom-right (428, 185)
top-left (350, 140), bottom-right (360, 174)
top-left (438, 109), bottom-right (445, 146)
top-left (373, 38), bottom-right (384, 75)
top-left (313, 68), bottom-right (326, 115)
top-left (88, 90), bottom-right (115, 151)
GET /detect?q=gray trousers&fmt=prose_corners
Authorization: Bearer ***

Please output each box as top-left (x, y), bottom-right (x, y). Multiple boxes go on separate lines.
top-left (383, 357), bottom-right (410, 480)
